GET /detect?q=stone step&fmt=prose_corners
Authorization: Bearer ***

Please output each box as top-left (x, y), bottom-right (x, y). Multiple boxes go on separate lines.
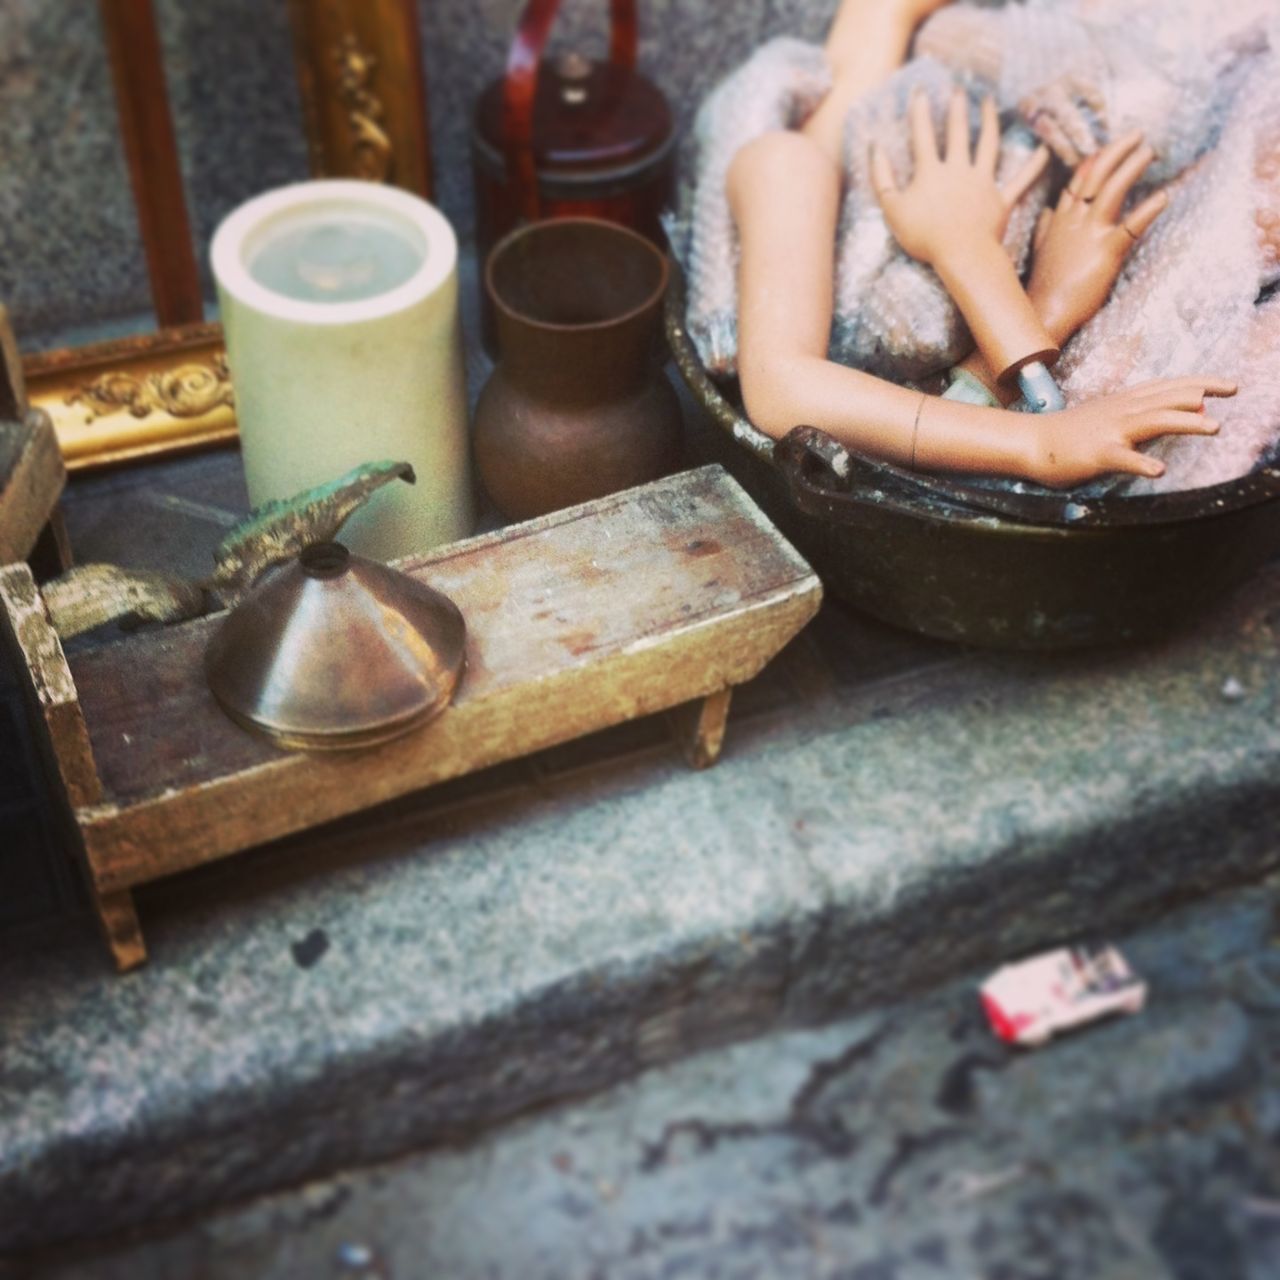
top-left (18, 877), bottom-right (1280, 1280)
top-left (3, 561), bottom-right (1280, 1254)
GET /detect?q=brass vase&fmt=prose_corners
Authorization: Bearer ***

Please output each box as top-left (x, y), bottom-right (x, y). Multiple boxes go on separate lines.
top-left (473, 217), bottom-right (682, 520)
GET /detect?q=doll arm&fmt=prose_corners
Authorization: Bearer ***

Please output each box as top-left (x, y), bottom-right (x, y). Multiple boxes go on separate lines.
top-left (872, 91), bottom-right (1056, 387)
top-left (804, 0), bottom-right (957, 161)
top-left (956, 130), bottom-right (1169, 404)
top-left (728, 130), bottom-right (1232, 487)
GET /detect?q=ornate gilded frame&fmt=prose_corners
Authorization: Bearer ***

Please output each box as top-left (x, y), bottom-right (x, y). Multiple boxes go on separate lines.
top-left (22, 0), bottom-right (433, 473)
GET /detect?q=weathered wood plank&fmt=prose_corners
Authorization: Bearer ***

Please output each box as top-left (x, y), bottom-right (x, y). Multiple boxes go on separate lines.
top-left (83, 587), bottom-right (814, 892)
top-left (0, 564), bottom-right (101, 809)
top-left (98, 0), bottom-right (204, 327)
top-left (0, 411), bottom-right (66, 565)
top-left (1, 305), bottom-right (66, 563)
top-left (75, 468), bottom-right (819, 891)
top-left (73, 467), bottom-right (815, 807)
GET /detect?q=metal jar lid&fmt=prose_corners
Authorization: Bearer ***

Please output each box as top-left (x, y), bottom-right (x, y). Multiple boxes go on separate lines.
top-left (205, 542), bottom-right (466, 751)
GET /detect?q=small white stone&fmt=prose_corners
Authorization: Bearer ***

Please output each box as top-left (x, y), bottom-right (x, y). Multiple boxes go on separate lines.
top-left (1221, 676), bottom-right (1246, 702)
top-left (337, 1242), bottom-right (374, 1270)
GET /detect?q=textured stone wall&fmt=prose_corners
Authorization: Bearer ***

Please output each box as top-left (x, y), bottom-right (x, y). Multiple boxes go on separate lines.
top-left (0, 0), bottom-right (837, 348)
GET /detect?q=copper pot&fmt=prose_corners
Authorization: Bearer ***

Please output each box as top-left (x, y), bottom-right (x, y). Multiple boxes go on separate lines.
top-left (474, 217), bottom-right (682, 520)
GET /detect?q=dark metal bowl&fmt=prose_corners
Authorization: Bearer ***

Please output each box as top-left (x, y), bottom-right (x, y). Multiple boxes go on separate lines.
top-left (666, 268), bottom-right (1280, 649)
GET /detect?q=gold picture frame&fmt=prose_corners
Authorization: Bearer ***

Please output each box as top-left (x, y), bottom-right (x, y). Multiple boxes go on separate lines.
top-left (20, 0), bottom-right (432, 473)
top-left (24, 324), bottom-right (236, 473)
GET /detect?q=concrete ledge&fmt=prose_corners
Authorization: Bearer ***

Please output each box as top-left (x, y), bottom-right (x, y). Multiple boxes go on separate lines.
top-left (3, 563), bottom-right (1280, 1253)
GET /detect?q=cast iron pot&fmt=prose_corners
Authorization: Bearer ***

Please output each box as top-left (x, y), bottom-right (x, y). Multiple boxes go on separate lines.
top-left (666, 269), bottom-right (1280, 650)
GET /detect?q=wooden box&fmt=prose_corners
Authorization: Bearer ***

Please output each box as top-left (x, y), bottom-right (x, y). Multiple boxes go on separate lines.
top-left (1, 467), bottom-right (821, 970)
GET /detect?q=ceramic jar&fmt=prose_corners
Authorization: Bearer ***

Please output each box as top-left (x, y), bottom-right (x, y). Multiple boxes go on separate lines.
top-left (473, 218), bottom-right (682, 520)
top-left (211, 180), bottom-right (473, 561)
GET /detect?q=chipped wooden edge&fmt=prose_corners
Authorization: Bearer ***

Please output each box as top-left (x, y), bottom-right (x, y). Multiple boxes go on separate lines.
top-left (81, 578), bottom-right (821, 893)
top-left (0, 410), bottom-right (66, 563)
top-left (0, 563), bottom-right (102, 809)
top-left (0, 564), bottom-right (145, 970)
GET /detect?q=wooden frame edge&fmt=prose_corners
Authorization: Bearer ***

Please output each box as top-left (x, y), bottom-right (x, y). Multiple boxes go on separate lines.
top-left (22, 323), bottom-right (237, 473)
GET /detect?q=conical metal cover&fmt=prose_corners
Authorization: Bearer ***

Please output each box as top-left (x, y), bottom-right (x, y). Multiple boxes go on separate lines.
top-left (205, 542), bottom-right (466, 750)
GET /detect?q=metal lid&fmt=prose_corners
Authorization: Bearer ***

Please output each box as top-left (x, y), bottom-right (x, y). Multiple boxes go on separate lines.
top-left (205, 542), bottom-right (466, 751)
top-left (473, 56), bottom-right (673, 180)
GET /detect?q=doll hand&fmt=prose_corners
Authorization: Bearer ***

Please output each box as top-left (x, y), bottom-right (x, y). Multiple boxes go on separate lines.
top-left (1020, 75), bottom-right (1107, 167)
top-left (1027, 131), bottom-right (1168, 342)
top-left (872, 90), bottom-right (1049, 266)
top-left (1026, 377), bottom-right (1235, 488)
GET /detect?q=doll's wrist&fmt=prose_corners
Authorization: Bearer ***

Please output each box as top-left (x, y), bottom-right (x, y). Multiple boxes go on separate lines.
top-left (932, 234), bottom-right (1016, 297)
top-left (1026, 280), bottom-right (1080, 348)
top-left (933, 238), bottom-right (1058, 383)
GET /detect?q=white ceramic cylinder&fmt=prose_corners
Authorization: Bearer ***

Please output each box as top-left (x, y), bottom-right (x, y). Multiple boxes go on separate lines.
top-left (211, 180), bottom-right (473, 561)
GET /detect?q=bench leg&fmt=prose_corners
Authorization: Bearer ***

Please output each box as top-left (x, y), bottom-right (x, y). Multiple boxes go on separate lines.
top-left (678, 686), bottom-right (734, 771)
top-left (95, 888), bottom-right (147, 972)
top-left (29, 505), bottom-right (74, 579)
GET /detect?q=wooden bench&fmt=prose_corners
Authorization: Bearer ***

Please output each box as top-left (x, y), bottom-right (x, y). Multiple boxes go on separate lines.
top-left (1, 465), bottom-right (822, 970)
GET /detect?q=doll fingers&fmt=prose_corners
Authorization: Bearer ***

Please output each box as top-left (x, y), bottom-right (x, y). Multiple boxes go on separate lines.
top-left (1128, 383), bottom-right (1207, 412)
top-left (1029, 111), bottom-right (1081, 166)
top-left (1076, 128), bottom-right (1143, 201)
top-left (1122, 378), bottom-right (1236, 414)
top-left (1070, 76), bottom-right (1107, 120)
top-left (946, 88), bottom-right (970, 162)
top-left (1119, 190), bottom-right (1169, 241)
top-left (1135, 376), bottom-right (1238, 403)
top-left (909, 90), bottom-right (939, 165)
top-left (1048, 85), bottom-right (1101, 162)
top-left (870, 145), bottom-right (901, 204)
top-left (1106, 447), bottom-right (1165, 478)
top-left (1094, 143), bottom-right (1156, 221)
top-left (1001, 145), bottom-right (1050, 209)
top-left (1128, 410), bottom-right (1221, 440)
top-left (1033, 207), bottom-right (1052, 253)
top-left (975, 96), bottom-right (1000, 174)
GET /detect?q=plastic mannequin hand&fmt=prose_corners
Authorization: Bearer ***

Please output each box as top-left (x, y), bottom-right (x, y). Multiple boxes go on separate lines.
top-left (1025, 130), bottom-right (1167, 340)
top-left (1019, 75), bottom-right (1107, 167)
top-left (1016, 378), bottom-right (1234, 487)
top-left (872, 90), bottom-right (1047, 266)
top-left (872, 90), bottom-right (1054, 383)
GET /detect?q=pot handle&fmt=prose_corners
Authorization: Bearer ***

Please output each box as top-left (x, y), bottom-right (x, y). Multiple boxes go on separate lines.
top-left (778, 424), bottom-right (957, 523)
top-left (778, 424), bottom-right (879, 517)
top-left (503, 0), bottom-right (639, 222)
